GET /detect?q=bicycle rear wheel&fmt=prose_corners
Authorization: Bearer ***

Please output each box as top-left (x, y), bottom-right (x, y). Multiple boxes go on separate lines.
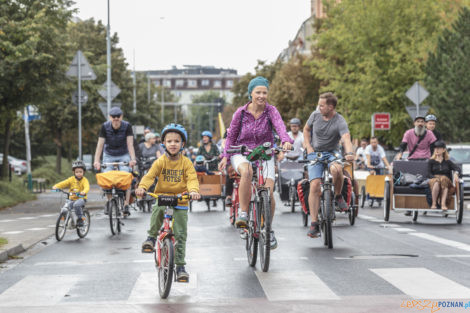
top-left (77, 210), bottom-right (91, 238)
top-left (109, 200), bottom-right (119, 235)
top-left (158, 237), bottom-right (175, 299)
top-left (246, 202), bottom-right (258, 267)
top-left (55, 212), bottom-right (68, 241)
top-left (258, 190), bottom-right (271, 272)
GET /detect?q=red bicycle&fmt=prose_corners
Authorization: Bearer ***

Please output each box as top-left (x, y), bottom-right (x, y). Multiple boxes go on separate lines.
top-left (141, 192), bottom-right (190, 299)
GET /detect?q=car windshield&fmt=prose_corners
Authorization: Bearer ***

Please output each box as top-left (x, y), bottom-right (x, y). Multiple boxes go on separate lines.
top-left (449, 148), bottom-right (470, 163)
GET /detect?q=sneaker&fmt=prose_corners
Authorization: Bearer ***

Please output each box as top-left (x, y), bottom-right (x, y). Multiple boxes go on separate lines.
top-left (123, 205), bottom-right (131, 216)
top-left (270, 231), bottom-right (278, 250)
top-left (235, 212), bottom-right (248, 228)
top-left (76, 218), bottom-right (84, 228)
top-left (141, 237), bottom-right (156, 253)
top-left (104, 203), bottom-right (109, 215)
top-left (335, 195), bottom-right (348, 211)
top-left (176, 265), bottom-right (189, 283)
top-left (225, 197), bottom-right (232, 207)
top-left (307, 222), bottom-right (321, 238)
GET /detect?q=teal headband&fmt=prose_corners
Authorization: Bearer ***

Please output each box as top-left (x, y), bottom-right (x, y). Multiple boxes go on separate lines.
top-left (248, 76), bottom-right (269, 100)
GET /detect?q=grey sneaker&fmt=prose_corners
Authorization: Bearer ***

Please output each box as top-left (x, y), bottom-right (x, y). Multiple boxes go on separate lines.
top-left (335, 195), bottom-right (348, 211)
top-left (235, 212), bottom-right (248, 228)
top-left (307, 222), bottom-right (321, 238)
top-left (270, 231), bottom-right (278, 250)
top-left (176, 265), bottom-right (189, 283)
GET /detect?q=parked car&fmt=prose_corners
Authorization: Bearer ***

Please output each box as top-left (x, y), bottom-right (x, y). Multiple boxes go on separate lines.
top-left (0, 153), bottom-right (27, 175)
top-left (448, 144), bottom-right (470, 198)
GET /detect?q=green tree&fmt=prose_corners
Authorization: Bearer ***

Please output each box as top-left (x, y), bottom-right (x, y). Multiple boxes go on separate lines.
top-left (424, 7), bottom-right (470, 142)
top-left (309, 0), bottom-right (469, 146)
top-left (0, 0), bottom-right (73, 177)
top-left (189, 91), bottom-right (225, 145)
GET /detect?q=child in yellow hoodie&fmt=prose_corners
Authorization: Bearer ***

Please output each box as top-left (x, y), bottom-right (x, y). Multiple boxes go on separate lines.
top-left (52, 161), bottom-right (90, 227)
top-left (136, 123), bottom-right (200, 283)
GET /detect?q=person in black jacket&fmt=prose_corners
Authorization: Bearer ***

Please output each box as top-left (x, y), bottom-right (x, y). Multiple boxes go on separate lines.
top-left (428, 141), bottom-right (461, 210)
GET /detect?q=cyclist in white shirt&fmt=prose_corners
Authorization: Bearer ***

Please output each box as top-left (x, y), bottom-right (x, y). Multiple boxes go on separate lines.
top-left (365, 137), bottom-right (391, 175)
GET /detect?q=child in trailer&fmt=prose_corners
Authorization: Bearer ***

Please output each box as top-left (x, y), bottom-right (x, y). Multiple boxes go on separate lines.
top-left (135, 123), bottom-right (200, 282)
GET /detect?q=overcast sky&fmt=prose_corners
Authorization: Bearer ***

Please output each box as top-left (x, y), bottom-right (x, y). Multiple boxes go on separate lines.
top-left (71, 0), bottom-right (311, 75)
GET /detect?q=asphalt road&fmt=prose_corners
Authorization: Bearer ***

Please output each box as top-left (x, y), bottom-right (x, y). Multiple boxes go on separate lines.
top-left (1, 195), bottom-right (470, 313)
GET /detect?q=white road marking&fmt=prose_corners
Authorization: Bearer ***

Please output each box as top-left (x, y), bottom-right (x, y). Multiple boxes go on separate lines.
top-left (233, 256), bottom-right (309, 261)
top-left (0, 220), bottom-right (15, 223)
top-left (358, 214), bottom-right (375, 220)
top-left (132, 259), bottom-right (154, 263)
top-left (17, 217), bottom-right (35, 220)
top-left (255, 270), bottom-right (339, 301)
top-left (436, 255), bottom-right (470, 258)
top-left (410, 232), bottom-right (470, 252)
top-left (1, 231), bottom-right (24, 235)
top-left (369, 219), bottom-right (383, 223)
top-left (127, 271), bottom-right (198, 303)
top-left (371, 268), bottom-right (470, 299)
top-left (25, 228), bottom-right (47, 231)
top-left (380, 223), bottom-right (400, 228)
top-left (0, 274), bottom-right (80, 306)
top-left (393, 228), bottom-right (416, 233)
top-left (38, 214), bottom-right (56, 218)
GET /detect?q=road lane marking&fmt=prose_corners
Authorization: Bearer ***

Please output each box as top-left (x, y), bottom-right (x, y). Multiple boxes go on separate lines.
top-left (358, 214), bottom-right (375, 220)
top-left (17, 217), bottom-right (35, 220)
top-left (371, 268), bottom-right (470, 299)
top-left (233, 256), bottom-right (309, 262)
top-left (38, 214), bottom-right (56, 218)
top-left (380, 223), bottom-right (400, 228)
top-left (436, 255), bottom-right (470, 258)
top-left (1, 231), bottom-right (24, 235)
top-left (410, 233), bottom-right (470, 252)
top-left (127, 271), bottom-right (198, 303)
top-left (393, 228), bottom-right (416, 233)
top-left (255, 270), bottom-right (339, 301)
top-left (25, 228), bottom-right (47, 231)
top-left (0, 274), bottom-right (80, 307)
top-left (0, 220), bottom-right (15, 223)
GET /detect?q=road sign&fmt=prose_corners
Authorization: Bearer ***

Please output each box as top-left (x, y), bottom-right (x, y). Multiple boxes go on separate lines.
top-left (98, 102), bottom-right (122, 119)
top-left (23, 105), bottom-right (40, 122)
top-left (133, 125), bottom-right (145, 135)
top-left (373, 113), bottom-right (390, 130)
top-left (98, 81), bottom-right (121, 101)
top-left (406, 105), bottom-right (430, 120)
top-left (66, 50), bottom-right (96, 80)
top-left (406, 82), bottom-right (429, 105)
top-left (72, 91), bottom-right (88, 106)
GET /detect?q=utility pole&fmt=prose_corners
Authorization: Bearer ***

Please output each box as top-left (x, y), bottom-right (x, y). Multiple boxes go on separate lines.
top-left (24, 107), bottom-right (32, 191)
top-left (132, 49), bottom-right (136, 113)
top-left (106, 0), bottom-right (112, 116)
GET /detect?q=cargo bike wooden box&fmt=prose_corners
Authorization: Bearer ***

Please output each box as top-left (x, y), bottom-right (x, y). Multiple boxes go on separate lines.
top-left (383, 160), bottom-right (464, 223)
top-left (189, 172), bottom-right (225, 211)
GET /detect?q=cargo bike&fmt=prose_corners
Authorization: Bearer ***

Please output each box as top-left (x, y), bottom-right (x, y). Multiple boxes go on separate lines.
top-left (383, 160), bottom-right (464, 223)
top-left (360, 168), bottom-right (388, 208)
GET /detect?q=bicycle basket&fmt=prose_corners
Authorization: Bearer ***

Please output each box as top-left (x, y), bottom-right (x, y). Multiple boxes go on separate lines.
top-left (158, 195), bottom-right (178, 207)
top-left (96, 171), bottom-right (133, 190)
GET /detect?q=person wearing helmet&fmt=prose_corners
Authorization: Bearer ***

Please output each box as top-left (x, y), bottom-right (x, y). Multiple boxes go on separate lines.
top-left (52, 161), bottom-right (90, 227)
top-left (197, 130), bottom-right (220, 171)
top-left (136, 123), bottom-right (201, 283)
top-left (425, 114), bottom-right (443, 155)
top-left (283, 117), bottom-right (304, 160)
top-left (194, 155), bottom-right (214, 175)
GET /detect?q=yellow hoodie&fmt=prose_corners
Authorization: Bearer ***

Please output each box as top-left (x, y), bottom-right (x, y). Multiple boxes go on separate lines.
top-left (53, 176), bottom-right (90, 200)
top-left (138, 154), bottom-right (199, 206)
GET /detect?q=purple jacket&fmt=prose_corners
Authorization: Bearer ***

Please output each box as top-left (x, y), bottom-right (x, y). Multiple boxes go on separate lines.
top-left (222, 102), bottom-right (293, 159)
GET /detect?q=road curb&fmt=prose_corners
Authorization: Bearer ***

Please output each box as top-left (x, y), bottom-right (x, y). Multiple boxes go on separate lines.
top-left (0, 244), bottom-right (25, 263)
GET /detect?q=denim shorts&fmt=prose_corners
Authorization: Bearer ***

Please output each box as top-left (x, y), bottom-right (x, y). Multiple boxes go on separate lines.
top-left (102, 153), bottom-right (131, 173)
top-left (307, 151), bottom-right (340, 181)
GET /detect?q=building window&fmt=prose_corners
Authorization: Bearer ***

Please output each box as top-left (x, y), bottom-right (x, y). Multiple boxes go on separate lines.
top-left (225, 80), bottom-right (233, 88)
top-left (213, 80), bottom-right (222, 88)
top-left (201, 79), bottom-right (210, 87)
top-left (163, 79), bottom-right (172, 88)
top-left (154, 80), bottom-right (160, 86)
top-left (176, 79), bottom-right (184, 87)
top-left (187, 79), bottom-right (197, 88)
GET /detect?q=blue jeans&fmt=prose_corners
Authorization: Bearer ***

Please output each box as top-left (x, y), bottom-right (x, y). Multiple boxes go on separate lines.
top-left (307, 151), bottom-right (340, 181)
top-left (69, 199), bottom-right (85, 219)
top-left (102, 153), bottom-right (131, 172)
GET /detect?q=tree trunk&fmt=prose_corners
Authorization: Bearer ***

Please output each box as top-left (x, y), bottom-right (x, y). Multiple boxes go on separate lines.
top-left (1, 119), bottom-right (12, 179)
top-left (54, 128), bottom-right (62, 174)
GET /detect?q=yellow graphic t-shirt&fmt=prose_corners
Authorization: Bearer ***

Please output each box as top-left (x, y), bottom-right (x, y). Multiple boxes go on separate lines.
top-left (138, 154), bottom-right (199, 207)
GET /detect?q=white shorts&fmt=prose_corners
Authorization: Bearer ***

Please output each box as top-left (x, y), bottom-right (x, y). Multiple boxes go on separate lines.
top-left (230, 154), bottom-right (275, 181)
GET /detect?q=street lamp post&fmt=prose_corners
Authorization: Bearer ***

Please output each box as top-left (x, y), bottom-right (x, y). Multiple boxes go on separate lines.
top-left (106, 0), bottom-right (112, 116)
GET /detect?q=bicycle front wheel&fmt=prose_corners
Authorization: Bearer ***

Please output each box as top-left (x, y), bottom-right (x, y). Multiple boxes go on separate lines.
top-left (55, 212), bottom-right (68, 241)
top-left (258, 190), bottom-right (271, 272)
top-left (109, 200), bottom-right (119, 235)
top-left (323, 190), bottom-right (333, 249)
top-left (77, 210), bottom-right (91, 238)
top-left (246, 202), bottom-right (258, 267)
top-left (158, 237), bottom-right (175, 299)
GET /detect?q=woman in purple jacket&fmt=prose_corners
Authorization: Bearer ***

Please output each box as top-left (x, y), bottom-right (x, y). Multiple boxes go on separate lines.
top-left (218, 76), bottom-right (293, 249)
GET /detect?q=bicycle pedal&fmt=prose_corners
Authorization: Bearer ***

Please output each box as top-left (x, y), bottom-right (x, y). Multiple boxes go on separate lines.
top-left (141, 248), bottom-right (154, 253)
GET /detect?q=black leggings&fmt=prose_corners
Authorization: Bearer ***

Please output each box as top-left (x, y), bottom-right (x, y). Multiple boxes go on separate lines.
top-left (226, 175), bottom-right (234, 197)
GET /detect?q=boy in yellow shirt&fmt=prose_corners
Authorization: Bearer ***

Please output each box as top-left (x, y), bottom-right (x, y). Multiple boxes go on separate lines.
top-left (136, 123), bottom-right (200, 282)
top-left (52, 161), bottom-right (90, 227)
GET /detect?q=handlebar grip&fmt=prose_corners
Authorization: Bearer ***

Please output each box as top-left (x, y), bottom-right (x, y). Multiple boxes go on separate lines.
top-left (226, 149), bottom-right (240, 154)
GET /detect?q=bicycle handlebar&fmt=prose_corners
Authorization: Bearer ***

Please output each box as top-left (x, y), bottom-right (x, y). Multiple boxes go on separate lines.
top-left (53, 189), bottom-right (85, 198)
top-left (131, 190), bottom-right (191, 201)
top-left (101, 162), bottom-right (130, 169)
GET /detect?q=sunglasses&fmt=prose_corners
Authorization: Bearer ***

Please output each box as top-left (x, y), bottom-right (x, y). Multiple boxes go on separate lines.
top-left (111, 115), bottom-right (121, 119)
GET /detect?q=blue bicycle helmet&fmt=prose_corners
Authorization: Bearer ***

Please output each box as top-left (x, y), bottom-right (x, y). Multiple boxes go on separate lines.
top-left (195, 155), bottom-right (205, 163)
top-left (161, 123), bottom-right (188, 153)
top-left (425, 114), bottom-right (437, 122)
top-left (201, 130), bottom-right (212, 138)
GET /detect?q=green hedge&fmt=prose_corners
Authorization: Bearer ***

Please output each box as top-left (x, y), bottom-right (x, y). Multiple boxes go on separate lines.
top-left (0, 178), bottom-right (36, 209)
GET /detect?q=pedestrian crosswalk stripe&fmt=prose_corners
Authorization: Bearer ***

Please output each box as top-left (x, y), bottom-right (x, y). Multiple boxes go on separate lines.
top-left (371, 268), bottom-right (470, 299)
top-left (0, 275), bottom-right (80, 307)
top-left (410, 232), bottom-right (470, 252)
top-left (127, 272), bottom-right (198, 303)
top-left (255, 270), bottom-right (339, 301)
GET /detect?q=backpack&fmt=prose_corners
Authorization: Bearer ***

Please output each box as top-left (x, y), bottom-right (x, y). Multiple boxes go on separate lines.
top-left (297, 179), bottom-right (310, 215)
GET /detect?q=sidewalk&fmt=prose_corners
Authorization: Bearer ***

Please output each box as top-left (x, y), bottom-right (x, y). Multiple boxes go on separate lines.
top-left (0, 185), bottom-right (106, 262)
